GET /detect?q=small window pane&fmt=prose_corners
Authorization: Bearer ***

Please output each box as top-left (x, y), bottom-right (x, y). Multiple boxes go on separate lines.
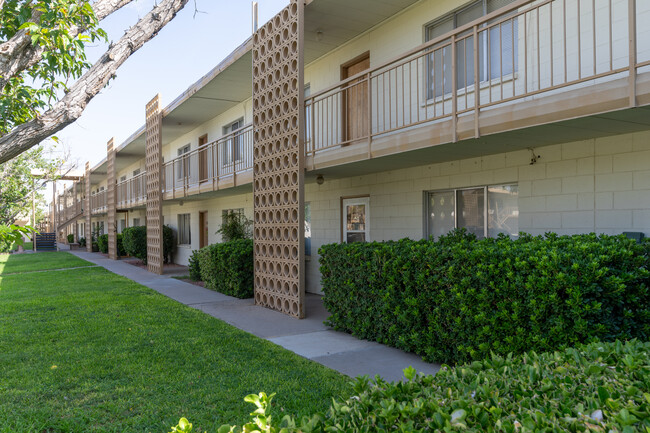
top-left (488, 184), bottom-right (519, 237)
top-left (457, 188), bottom-right (485, 238)
top-left (346, 232), bottom-right (366, 243)
top-left (427, 191), bottom-right (455, 239)
top-left (346, 205), bottom-right (366, 231)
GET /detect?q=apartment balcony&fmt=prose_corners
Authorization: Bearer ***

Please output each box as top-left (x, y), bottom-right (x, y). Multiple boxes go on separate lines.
top-left (117, 171), bottom-right (147, 209)
top-left (91, 190), bottom-right (108, 215)
top-left (162, 124), bottom-right (253, 199)
top-left (305, 0), bottom-right (650, 173)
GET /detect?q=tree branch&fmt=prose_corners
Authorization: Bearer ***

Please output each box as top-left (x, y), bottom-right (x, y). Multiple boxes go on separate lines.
top-left (0, 0), bottom-right (189, 163)
top-left (0, 0), bottom-right (134, 91)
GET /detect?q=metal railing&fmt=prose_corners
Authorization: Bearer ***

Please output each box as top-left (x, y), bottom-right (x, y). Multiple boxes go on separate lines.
top-left (163, 124), bottom-right (253, 196)
top-left (305, 0), bottom-right (649, 157)
top-left (55, 183), bottom-right (83, 227)
top-left (117, 171), bottom-right (147, 208)
top-left (91, 189), bottom-right (107, 215)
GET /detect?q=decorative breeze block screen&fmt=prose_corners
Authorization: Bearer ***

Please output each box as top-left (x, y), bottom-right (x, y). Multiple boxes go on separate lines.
top-left (145, 95), bottom-right (164, 275)
top-left (107, 138), bottom-right (117, 260)
top-left (252, 0), bottom-right (305, 318)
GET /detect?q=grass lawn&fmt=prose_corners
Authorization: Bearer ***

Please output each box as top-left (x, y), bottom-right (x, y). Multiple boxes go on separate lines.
top-left (0, 253), bottom-right (350, 432)
top-left (0, 251), bottom-right (95, 274)
top-left (9, 241), bottom-right (33, 251)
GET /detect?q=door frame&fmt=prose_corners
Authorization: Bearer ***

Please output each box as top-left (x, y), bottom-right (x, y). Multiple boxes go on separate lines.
top-left (340, 51), bottom-right (370, 145)
top-left (199, 210), bottom-right (209, 249)
top-left (340, 195), bottom-right (370, 243)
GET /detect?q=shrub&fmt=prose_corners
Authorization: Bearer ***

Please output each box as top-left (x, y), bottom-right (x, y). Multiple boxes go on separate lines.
top-left (319, 231), bottom-right (650, 364)
top-left (78, 237), bottom-right (86, 247)
top-left (116, 233), bottom-right (126, 257)
top-left (97, 234), bottom-right (109, 253)
top-left (188, 249), bottom-right (202, 281)
top-left (197, 239), bottom-right (253, 298)
top-left (67, 233), bottom-right (74, 243)
top-left (217, 211), bottom-right (252, 242)
top-left (122, 225), bottom-right (175, 264)
top-left (171, 340), bottom-right (650, 433)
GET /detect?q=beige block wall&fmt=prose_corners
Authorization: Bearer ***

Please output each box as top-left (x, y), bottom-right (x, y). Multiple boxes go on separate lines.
top-left (304, 129), bottom-right (650, 294)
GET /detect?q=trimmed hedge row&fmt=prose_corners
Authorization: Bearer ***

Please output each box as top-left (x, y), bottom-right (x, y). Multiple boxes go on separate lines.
top-left (319, 231), bottom-right (650, 364)
top-left (96, 233), bottom-right (126, 256)
top-left (121, 225), bottom-right (174, 264)
top-left (196, 239), bottom-right (254, 298)
top-left (173, 340), bottom-right (650, 432)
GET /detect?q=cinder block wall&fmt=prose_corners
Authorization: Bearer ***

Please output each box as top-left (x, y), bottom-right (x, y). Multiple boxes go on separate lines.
top-left (304, 130), bottom-right (650, 294)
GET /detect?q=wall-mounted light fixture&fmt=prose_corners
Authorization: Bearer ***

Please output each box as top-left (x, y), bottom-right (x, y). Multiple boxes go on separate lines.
top-left (528, 148), bottom-right (541, 165)
top-left (316, 174), bottom-right (324, 185)
top-left (316, 30), bottom-right (324, 42)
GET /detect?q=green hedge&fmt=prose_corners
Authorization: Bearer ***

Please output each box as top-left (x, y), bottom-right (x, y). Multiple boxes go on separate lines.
top-left (188, 249), bottom-right (201, 281)
top-left (173, 340), bottom-right (650, 432)
top-left (319, 231), bottom-right (650, 364)
top-left (197, 239), bottom-right (253, 298)
top-left (122, 225), bottom-right (174, 264)
top-left (97, 234), bottom-right (109, 253)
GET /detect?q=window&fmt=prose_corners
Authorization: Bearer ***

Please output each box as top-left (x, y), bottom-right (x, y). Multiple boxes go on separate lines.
top-left (118, 219), bottom-right (126, 234)
top-left (222, 119), bottom-right (243, 165)
top-left (222, 208), bottom-right (244, 223)
top-left (342, 197), bottom-right (369, 243)
top-left (426, 184), bottom-right (518, 239)
top-left (177, 213), bottom-right (191, 245)
top-left (426, 0), bottom-right (517, 99)
top-left (133, 217), bottom-right (141, 227)
top-left (119, 175), bottom-right (126, 183)
top-left (176, 144), bottom-right (191, 180)
top-left (305, 202), bottom-right (311, 256)
top-left (133, 169), bottom-right (141, 176)
top-left (304, 84), bottom-right (311, 148)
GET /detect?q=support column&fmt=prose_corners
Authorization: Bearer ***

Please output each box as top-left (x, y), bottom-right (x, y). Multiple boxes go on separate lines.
top-left (145, 95), bottom-right (163, 275)
top-left (85, 162), bottom-right (92, 252)
top-left (252, 0), bottom-right (305, 318)
top-left (107, 139), bottom-right (117, 259)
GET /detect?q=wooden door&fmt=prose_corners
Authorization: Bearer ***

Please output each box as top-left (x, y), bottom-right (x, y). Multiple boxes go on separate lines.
top-left (199, 211), bottom-right (208, 248)
top-left (198, 134), bottom-right (208, 183)
top-left (341, 53), bottom-right (370, 144)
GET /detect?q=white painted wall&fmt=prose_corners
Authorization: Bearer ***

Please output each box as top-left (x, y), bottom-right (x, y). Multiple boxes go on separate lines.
top-left (162, 191), bottom-right (254, 265)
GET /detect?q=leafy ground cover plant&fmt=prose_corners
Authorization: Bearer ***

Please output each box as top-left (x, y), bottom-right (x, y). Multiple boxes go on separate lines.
top-left (319, 231), bottom-right (650, 364)
top-left (171, 339), bottom-right (650, 432)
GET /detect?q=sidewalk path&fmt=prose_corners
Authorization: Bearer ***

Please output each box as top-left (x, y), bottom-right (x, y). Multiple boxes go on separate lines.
top-left (68, 251), bottom-right (440, 382)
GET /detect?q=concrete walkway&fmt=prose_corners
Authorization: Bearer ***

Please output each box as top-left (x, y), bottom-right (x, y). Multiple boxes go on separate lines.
top-left (68, 251), bottom-right (440, 382)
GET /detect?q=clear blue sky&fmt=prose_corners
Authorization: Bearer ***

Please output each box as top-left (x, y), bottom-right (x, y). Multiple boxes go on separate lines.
top-left (51, 0), bottom-right (288, 176)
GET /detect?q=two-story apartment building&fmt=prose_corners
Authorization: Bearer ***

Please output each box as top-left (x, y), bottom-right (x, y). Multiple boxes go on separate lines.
top-left (52, 0), bottom-right (650, 318)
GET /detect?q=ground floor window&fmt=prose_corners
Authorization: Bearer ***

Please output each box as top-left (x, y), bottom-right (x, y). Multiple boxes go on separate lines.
top-left (133, 217), bottom-right (140, 227)
top-left (177, 213), bottom-right (191, 245)
top-left (222, 208), bottom-right (244, 224)
top-left (426, 184), bottom-right (518, 239)
top-left (342, 197), bottom-right (369, 243)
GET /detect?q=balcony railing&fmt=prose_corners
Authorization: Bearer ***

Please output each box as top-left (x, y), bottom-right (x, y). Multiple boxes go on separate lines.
top-left (305, 0), bottom-right (649, 158)
top-left (91, 189), bottom-right (107, 214)
top-left (55, 184), bottom-right (83, 227)
top-left (163, 124), bottom-right (253, 196)
top-left (117, 171), bottom-right (147, 208)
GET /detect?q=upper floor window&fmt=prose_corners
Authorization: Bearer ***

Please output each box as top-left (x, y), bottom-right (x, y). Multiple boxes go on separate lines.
top-left (426, 184), bottom-right (518, 239)
top-left (426, 0), bottom-right (517, 99)
top-left (222, 119), bottom-right (243, 165)
top-left (176, 144), bottom-right (191, 180)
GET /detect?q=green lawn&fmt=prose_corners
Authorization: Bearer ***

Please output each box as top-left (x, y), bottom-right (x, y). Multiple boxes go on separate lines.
top-left (0, 253), bottom-right (350, 432)
top-left (0, 251), bottom-right (95, 274)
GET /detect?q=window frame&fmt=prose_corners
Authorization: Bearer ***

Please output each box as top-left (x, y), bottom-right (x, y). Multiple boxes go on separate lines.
top-left (176, 144), bottom-right (191, 180)
top-left (222, 118), bottom-right (244, 165)
top-left (425, 183), bottom-right (518, 239)
top-left (423, 0), bottom-right (518, 101)
top-left (341, 196), bottom-right (370, 244)
top-left (177, 213), bottom-right (191, 246)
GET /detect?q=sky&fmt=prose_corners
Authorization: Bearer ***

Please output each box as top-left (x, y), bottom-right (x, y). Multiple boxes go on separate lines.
top-left (49, 0), bottom-right (288, 193)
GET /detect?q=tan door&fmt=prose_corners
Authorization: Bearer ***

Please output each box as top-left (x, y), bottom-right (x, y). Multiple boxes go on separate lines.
top-left (199, 211), bottom-right (208, 248)
top-left (198, 134), bottom-right (208, 183)
top-left (341, 53), bottom-right (370, 144)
